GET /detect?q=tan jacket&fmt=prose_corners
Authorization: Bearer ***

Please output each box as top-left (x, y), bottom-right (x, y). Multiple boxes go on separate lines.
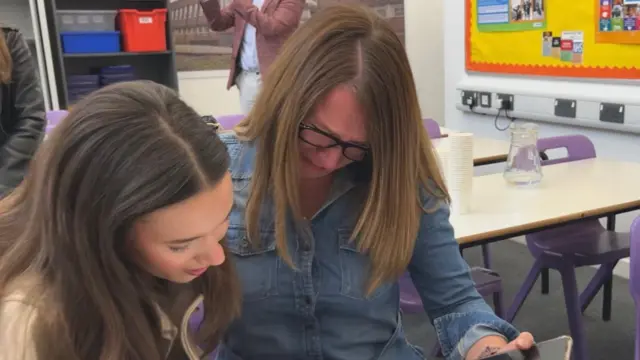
top-left (200, 0), bottom-right (305, 89)
top-left (0, 279), bottom-right (205, 360)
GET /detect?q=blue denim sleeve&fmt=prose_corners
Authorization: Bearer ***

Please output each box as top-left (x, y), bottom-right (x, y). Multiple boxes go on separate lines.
top-left (407, 199), bottom-right (520, 360)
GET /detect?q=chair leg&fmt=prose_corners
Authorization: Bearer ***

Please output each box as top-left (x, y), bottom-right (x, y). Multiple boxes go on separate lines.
top-left (602, 277), bottom-right (612, 321)
top-left (506, 259), bottom-right (543, 323)
top-left (559, 264), bottom-right (588, 360)
top-left (578, 262), bottom-right (616, 317)
top-left (493, 290), bottom-right (504, 319)
top-left (541, 268), bottom-right (550, 294)
top-left (482, 244), bottom-right (492, 269)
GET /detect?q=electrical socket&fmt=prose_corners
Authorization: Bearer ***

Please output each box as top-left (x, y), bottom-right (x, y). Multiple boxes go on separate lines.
top-left (496, 93), bottom-right (514, 111)
top-left (461, 91), bottom-right (477, 107)
top-left (479, 92), bottom-right (492, 108)
top-left (600, 103), bottom-right (624, 124)
top-left (554, 99), bottom-right (577, 118)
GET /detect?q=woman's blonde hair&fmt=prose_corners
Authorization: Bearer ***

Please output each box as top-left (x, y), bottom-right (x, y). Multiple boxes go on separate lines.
top-left (235, 4), bottom-right (449, 294)
top-left (0, 29), bottom-right (12, 84)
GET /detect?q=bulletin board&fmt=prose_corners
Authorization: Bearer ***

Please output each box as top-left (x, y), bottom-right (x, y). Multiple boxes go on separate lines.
top-left (466, 0), bottom-right (640, 79)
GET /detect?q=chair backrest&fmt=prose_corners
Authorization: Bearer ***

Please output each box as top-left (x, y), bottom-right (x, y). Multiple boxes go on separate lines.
top-left (631, 216), bottom-right (640, 360)
top-left (537, 134), bottom-right (596, 166)
top-left (525, 135), bottom-right (599, 250)
top-left (45, 110), bottom-right (69, 133)
top-left (423, 118), bottom-right (441, 139)
top-left (215, 114), bottom-right (244, 130)
top-left (399, 272), bottom-right (423, 313)
top-left (46, 110), bottom-right (69, 124)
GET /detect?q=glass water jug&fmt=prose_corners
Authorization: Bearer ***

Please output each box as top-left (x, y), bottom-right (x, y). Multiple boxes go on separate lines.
top-left (503, 122), bottom-right (543, 186)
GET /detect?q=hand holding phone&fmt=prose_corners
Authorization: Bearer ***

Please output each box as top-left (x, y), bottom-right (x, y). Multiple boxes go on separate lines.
top-left (480, 336), bottom-right (572, 360)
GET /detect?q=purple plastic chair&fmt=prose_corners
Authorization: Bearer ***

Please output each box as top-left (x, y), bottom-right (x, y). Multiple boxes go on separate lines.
top-left (215, 114), bottom-right (244, 130)
top-left (423, 118), bottom-right (442, 139)
top-left (189, 306), bottom-right (218, 359)
top-left (630, 216), bottom-right (640, 360)
top-left (45, 110), bottom-right (69, 133)
top-left (505, 134), bottom-right (630, 360)
top-left (400, 267), bottom-right (503, 358)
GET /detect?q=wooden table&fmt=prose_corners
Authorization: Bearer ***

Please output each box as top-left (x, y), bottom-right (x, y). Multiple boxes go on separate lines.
top-left (450, 158), bottom-right (640, 246)
top-left (432, 135), bottom-right (510, 166)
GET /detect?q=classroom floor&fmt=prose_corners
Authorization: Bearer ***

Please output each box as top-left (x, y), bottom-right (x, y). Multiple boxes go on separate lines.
top-left (404, 240), bottom-right (635, 360)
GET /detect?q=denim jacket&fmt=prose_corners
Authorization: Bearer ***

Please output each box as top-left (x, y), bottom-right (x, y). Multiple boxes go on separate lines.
top-left (217, 132), bottom-right (519, 360)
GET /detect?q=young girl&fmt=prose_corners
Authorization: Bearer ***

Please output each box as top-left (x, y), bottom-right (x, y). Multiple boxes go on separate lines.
top-left (0, 81), bottom-right (240, 359)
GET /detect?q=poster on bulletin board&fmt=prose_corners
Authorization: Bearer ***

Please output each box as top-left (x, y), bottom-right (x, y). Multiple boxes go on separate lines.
top-left (477, 0), bottom-right (546, 32)
top-left (597, 0), bottom-right (640, 44)
top-left (466, 0), bottom-right (640, 79)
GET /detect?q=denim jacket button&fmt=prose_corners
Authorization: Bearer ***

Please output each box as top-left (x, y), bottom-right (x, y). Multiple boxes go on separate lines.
top-left (241, 237), bottom-right (249, 248)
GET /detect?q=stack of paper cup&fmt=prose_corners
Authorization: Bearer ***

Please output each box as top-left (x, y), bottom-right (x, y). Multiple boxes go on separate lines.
top-left (435, 143), bottom-right (449, 180)
top-left (446, 133), bottom-right (473, 214)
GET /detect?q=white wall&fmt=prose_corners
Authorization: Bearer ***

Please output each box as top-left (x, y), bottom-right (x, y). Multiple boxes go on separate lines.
top-left (444, 1), bottom-right (640, 277)
top-left (177, 0), bottom-right (444, 123)
top-left (0, 0), bottom-right (35, 39)
top-left (178, 71), bottom-right (241, 116)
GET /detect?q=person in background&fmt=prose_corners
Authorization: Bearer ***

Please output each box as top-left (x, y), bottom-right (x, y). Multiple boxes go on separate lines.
top-left (200, 0), bottom-right (304, 114)
top-left (0, 26), bottom-right (46, 197)
top-left (0, 81), bottom-right (240, 360)
top-left (218, 5), bottom-right (535, 360)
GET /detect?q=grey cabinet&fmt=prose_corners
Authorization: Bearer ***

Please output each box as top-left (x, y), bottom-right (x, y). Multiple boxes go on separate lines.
top-left (44, 0), bottom-right (178, 108)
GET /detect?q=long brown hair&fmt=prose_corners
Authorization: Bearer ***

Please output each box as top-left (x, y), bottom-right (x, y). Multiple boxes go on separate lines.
top-left (0, 81), bottom-right (241, 359)
top-left (0, 28), bottom-right (12, 84)
top-left (235, 4), bottom-right (449, 294)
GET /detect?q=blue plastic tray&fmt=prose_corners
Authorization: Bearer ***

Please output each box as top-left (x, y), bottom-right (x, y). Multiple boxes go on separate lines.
top-left (61, 31), bottom-right (121, 54)
top-left (67, 74), bottom-right (100, 87)
top-left (100, 65), bottom-right (134, 75)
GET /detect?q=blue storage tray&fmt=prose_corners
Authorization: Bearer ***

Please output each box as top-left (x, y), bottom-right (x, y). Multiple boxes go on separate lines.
top-left (68, 85), bottom-right (98, 93)
top-left (100, 65), bottom-right (134, 75)
top-left (100, 74), bottom-right (136, 85)
top-left (61, 31), bottom-right (121, 54)
top-left (67, 74), bottom-right (100, 86)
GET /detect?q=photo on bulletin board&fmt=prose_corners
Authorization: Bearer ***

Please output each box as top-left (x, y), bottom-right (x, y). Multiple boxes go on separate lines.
top-left (477, 0), bottom-right (546, 32)
top-left (466, 0), bottom-right (640, 79)
top-left (169, 0), bottom-right (405, 72)
top-left (596, 0), bottom-right (640, 44)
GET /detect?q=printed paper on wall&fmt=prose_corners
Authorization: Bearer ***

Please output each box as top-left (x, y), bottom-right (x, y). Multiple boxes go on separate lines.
top-left (477, 0), bottom-right (546, 32)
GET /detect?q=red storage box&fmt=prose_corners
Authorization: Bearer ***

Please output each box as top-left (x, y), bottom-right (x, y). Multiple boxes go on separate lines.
top-left (118, 9), bottom-right (167, 52)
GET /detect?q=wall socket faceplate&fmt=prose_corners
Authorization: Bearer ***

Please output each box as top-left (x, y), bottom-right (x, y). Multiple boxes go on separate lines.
top-left (461, 91), bottom-right (477, 107)
top-left (479, 92), bottom-right (492, 108)
top-left (600, 103), bottom-right (625, 124)
top-left (496, 93), bottom-right (514, 110)
top-left (554, 98), bottom-right (577, 118)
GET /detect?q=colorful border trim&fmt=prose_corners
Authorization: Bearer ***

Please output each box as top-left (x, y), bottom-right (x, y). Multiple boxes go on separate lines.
top-left (465, 0), bottom-right (640, 79)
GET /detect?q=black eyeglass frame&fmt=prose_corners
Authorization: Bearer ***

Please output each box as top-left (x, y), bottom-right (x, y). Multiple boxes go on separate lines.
top-left (297, 123), bottom-right (370, 162)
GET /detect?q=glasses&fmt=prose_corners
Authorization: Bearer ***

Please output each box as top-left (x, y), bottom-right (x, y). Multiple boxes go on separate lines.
top-left (298, 123), bottom-right (369, 161)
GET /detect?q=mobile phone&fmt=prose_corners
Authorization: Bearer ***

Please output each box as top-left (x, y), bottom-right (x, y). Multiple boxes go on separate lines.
top-left (481, 336), bottom-right (572, 360)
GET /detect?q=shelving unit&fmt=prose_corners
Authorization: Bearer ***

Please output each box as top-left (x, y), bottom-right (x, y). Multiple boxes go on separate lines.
top-left (43, 0), bottom-right (178, 109)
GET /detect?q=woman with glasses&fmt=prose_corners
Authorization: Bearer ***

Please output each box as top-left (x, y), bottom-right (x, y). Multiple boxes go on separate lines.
top-left (217, 4), bottom-right (534, 360)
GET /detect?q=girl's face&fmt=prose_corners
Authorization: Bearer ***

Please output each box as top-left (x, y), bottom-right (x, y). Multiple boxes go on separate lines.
top-left (131, 173), bottom-right (233, 283)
